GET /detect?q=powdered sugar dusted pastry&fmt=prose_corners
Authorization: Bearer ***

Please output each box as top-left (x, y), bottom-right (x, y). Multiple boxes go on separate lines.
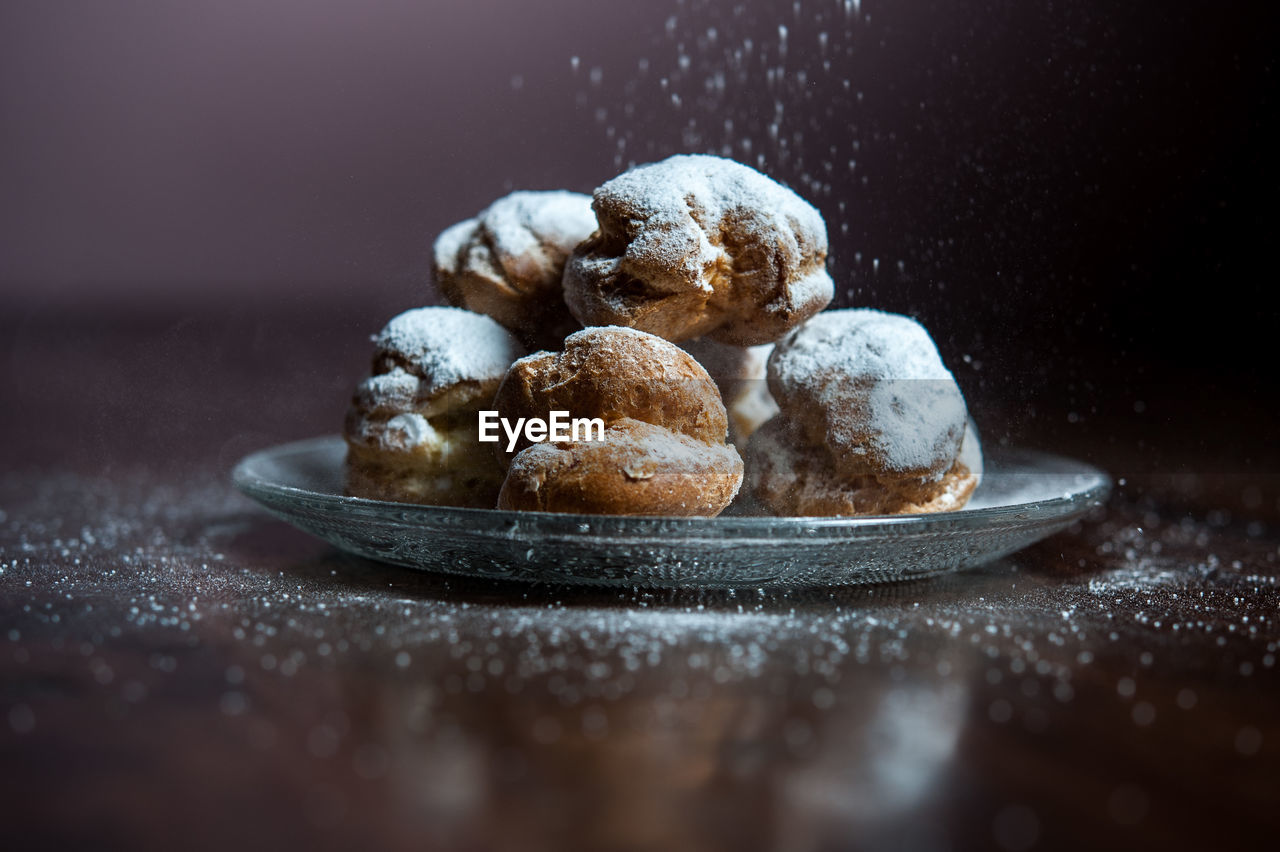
top-left (345, 307), bottom-right (524, 507)
top-left (433, 191), bottom-right (596, 347)
top-left (492, 326), bottom-right (743, 515)
top-left (681, 338), bottom-right (778, 446)
top-left (749, 309), bottom-right (978, 516)
top-left (768, 309), bottom-right (967, 484)
top-left (563, 155), bottom-right (833, 346)
top-left (746, 418), bottom-right (981, 516)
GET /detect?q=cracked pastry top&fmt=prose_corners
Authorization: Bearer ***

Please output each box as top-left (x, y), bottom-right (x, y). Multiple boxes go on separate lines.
top-left (433, 190), bottom-right (596, 348)
top-left (563, 155), bottom-right (834, 346)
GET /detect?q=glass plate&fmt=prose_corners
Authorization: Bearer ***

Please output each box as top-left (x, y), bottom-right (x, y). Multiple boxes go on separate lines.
top-left (232, 436), bottom-right (1110, 588)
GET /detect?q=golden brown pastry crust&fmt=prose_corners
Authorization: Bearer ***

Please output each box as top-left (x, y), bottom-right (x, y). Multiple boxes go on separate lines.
top-left (433, 191), bottom-right (595, 348)
top-left (498, 419), bottom-right (744, 515)
top-left (491, 326), bottom-right (743, 515)
top-left (563, 155), bottom-right (833, 346)
top-left (492, 326), bottom-right (728, 466)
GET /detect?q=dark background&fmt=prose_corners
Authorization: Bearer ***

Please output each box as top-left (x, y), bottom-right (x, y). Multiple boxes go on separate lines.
top-left (3, 0), bottom-right (1278, 508)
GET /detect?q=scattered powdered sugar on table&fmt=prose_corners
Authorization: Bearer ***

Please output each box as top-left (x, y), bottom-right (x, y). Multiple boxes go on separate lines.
top-left (2, 467), bottom-right (1275, 731)
top-left (2, 445), bottom-right (1278, 825)
top-left (4, 465), bottom-right (1275, 840)
top-left (373, 307), bottom-right (523, 397)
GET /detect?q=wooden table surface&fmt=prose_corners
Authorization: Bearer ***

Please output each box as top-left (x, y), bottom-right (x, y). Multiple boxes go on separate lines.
top-left (2, 310), bottom-right (1277, 851)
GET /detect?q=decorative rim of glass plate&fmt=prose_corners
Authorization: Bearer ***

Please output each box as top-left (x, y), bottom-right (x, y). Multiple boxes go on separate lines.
top-left (233, 436), bottom-right (1111, 588)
